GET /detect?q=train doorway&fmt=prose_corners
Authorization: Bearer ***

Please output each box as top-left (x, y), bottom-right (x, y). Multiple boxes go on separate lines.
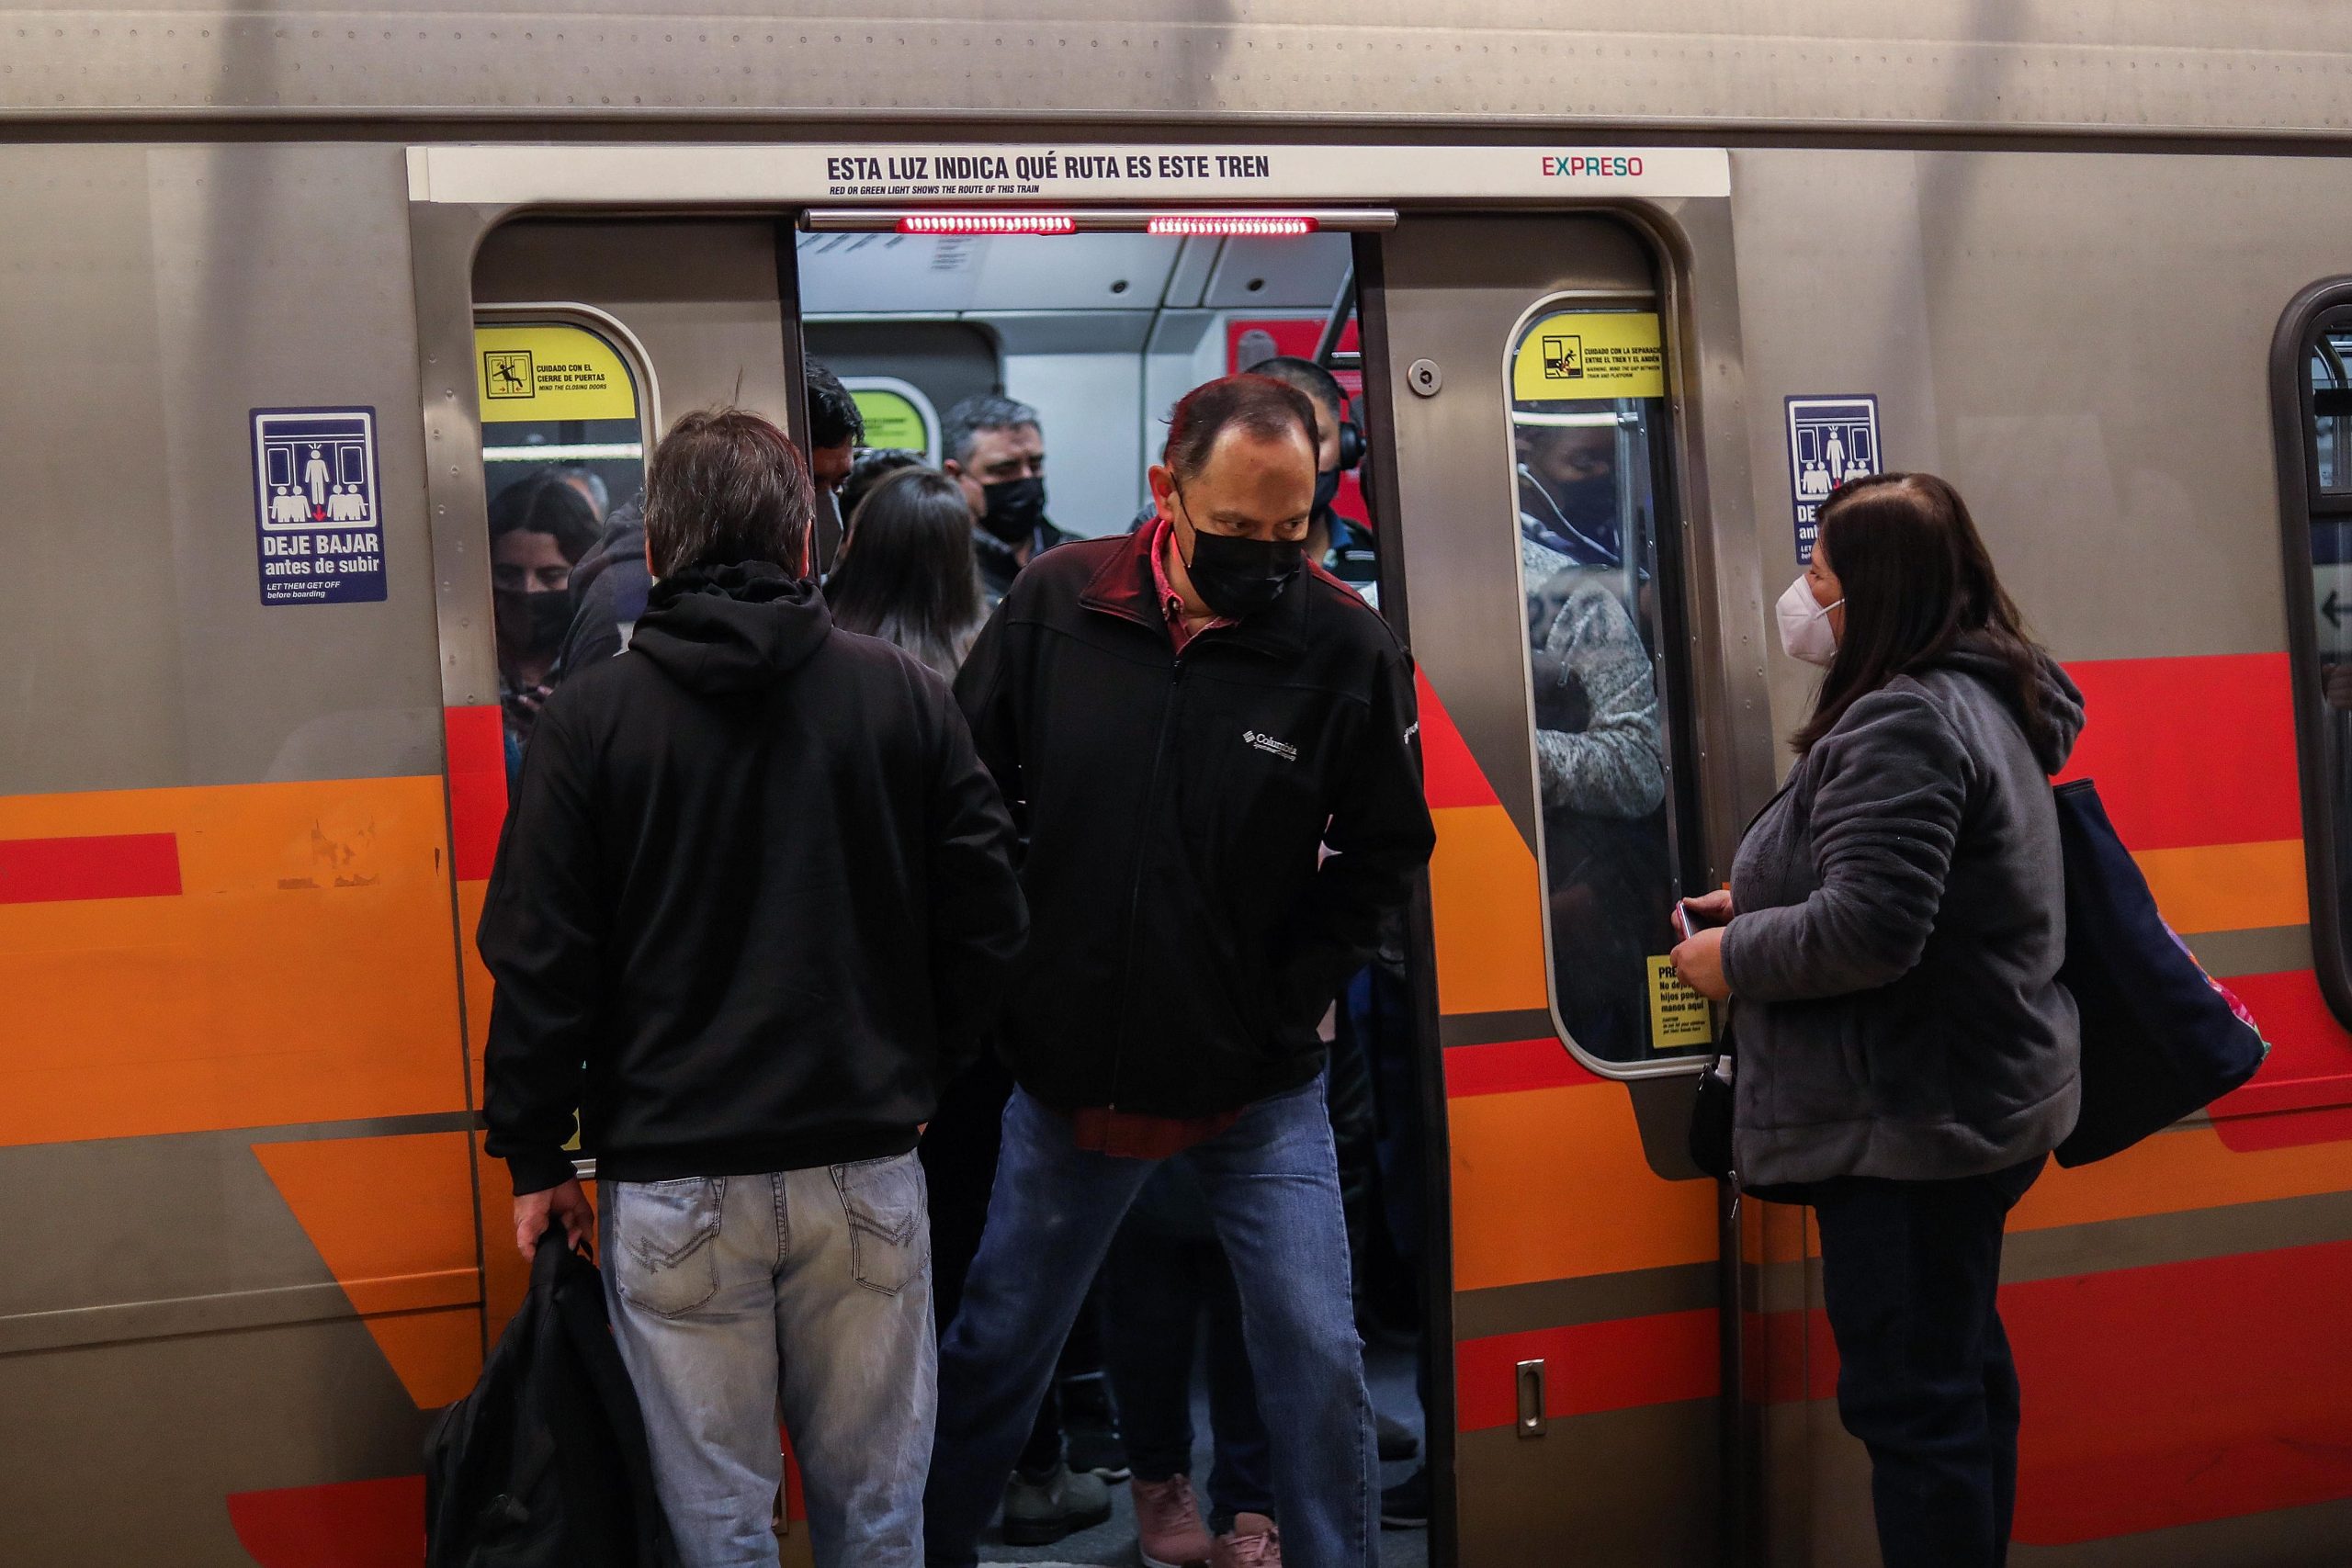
top-left (461, 210), bottom-right (1444, 1568)
top-left (795, 215), bottom-right (1439, 1568)
top-left (448, 194), bottom-right (1762, 1568)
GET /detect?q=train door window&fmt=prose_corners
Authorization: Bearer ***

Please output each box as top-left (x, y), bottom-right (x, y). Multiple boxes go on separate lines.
top-left (2279, 305), bottom-right (2352, 1026)
top-left (472, 312), bottom-right (653, 782)
top-left (1505, 303), bottom-right (1705, 1068)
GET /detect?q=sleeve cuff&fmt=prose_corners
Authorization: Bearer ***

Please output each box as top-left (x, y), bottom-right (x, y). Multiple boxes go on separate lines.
top-left (504, 1148), bottom-right (579, 1197)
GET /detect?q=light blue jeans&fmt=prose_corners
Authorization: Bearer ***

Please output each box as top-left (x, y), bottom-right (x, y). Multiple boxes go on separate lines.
top-left (924, 1077), bottom-right (1376, 1568)
top-left (599, 1153), bottom-right (935, 1568)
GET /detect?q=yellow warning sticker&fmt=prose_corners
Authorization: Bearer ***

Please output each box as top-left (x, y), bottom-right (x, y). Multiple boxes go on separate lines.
top-left (1646, 953), bottom-right (1715, 1052)
top-left (852, 388), bottom-right (931, 455)
top-left (475, 323), bottom-right (639, 423)
top-left (1512, 310), bottom-right (1666, 402)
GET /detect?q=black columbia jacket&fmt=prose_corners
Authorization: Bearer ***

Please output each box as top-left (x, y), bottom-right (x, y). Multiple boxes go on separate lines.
top-left (953, 526), bottom-right (1435, 1118)
top-left (481, 562), bottom-right (1027, 1196)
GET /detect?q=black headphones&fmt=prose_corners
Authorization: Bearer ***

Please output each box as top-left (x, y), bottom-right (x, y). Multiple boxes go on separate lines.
top-left (1336, 383), bottom-right (1366, 472)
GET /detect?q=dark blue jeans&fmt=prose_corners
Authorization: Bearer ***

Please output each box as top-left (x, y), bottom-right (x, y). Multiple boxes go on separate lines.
top-left (1105, 1168), bottom-right (1276, 1530)
top-left (1811, 1156), bottom-right (2045, 1568)
top-left (926, 1077), bottom-right (1375, 1568)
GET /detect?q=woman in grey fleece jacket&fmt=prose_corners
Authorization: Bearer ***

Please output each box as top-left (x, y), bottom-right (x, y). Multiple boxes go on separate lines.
top-left (1669, 473), bottom-right (2083, 1568)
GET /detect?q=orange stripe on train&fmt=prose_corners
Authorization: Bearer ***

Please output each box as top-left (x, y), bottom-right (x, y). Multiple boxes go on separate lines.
top-left (0, 776), bottom-right (469, 1145)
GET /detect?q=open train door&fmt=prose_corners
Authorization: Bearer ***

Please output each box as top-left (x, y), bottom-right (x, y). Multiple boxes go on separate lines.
top-left (1358, 209), bottom-right (1777, 1564)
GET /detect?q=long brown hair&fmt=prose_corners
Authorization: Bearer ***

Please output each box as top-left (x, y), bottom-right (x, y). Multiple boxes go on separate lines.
top-left (825, 467), bottom-right (985, 676)
top-left (1793, 472), bottom-right (2042, 753)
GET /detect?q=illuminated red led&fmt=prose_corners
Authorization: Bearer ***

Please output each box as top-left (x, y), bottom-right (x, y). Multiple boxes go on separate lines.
top-left (897, 212), bottom-right (1078, 235)
top-left (1146, 214), bottom-right (1317, 237)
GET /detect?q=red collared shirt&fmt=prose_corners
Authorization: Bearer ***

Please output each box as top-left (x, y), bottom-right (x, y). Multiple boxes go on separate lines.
top-left (1067, 521), bottom-right (1243, 1159)
top-left (1147, 518), bottom-right (1234, 653)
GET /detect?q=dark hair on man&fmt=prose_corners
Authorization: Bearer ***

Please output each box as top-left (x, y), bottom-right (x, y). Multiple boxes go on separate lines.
top-left (807, 361), bottom-right (865, 452)
top-left (1250, 355), bottom-right (1346, 426)
top-left (826, 468), bottom-right (985, 678)
top-left (942, 393), bottom-right (1041, 467)
top-left (1794, 472), bottom-right (2045, 754)
top-left (1162, 373), bottom-right (1319, 483)
top-left (642, 408), bottom-right (815, 579)
top-left (840, 447), bottom-right (926, 524)
top-left (488, 468), bottom-right (601, 563)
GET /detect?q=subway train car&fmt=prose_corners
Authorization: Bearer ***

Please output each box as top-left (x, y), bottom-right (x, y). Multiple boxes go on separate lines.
top-left (6, 6), bottom-right (2352, 1566)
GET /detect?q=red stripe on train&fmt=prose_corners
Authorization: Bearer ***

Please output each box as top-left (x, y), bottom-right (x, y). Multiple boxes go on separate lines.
top-left (1414, 669), bottom-right (1498, 810)
top-left (1443, 1036), bottom-right (1601, 1097)
top-left (444, 705), bottom-right (508, 883)
top-left (2212, 969), bottom-right (2352, 1127)
top-left (1752, 1239), bottom-right (2352, 1542)
top-left (2059, 653), bottom-right (2301, 850)
top-left (0, 832), bottom-right (181, 904)
top-left (227, 1475), bottom-right (424, 1568)
top-left (1455, 1309), bottom-right (1719, 1430)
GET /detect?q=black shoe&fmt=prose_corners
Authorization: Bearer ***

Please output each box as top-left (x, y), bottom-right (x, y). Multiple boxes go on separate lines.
top-left (1001, 1463), bottom-right (1114, 1546)
top-left (1061, 1372), bottom-right (1132, 1481)
top-left (1379, 1467), bottom-right (1429, 1531)
top-left (1374, 1407), bottom-right (1419, 1462)
top-left (1064, 1422), bottom-right (1131, 1482)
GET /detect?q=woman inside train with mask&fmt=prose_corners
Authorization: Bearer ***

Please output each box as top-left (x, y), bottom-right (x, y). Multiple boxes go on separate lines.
top-left (1667, 472), bottom-right (2086, 1568)
top-left (489, 468), bottom-right (602, 784)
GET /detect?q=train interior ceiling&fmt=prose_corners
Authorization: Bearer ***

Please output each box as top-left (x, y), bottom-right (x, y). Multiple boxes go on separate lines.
top-left (478, 220), bottom-right (1372, 544)
top-left (474, 218), bottom-right (1431, 1567)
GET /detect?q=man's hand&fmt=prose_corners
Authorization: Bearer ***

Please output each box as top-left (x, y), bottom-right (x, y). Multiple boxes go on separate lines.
top-left (514, 1177), bottom-right (594, 1261)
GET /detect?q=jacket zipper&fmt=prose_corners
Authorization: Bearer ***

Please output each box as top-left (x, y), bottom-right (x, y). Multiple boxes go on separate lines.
top-left (1102, 653), bottom-right (1188, 1113)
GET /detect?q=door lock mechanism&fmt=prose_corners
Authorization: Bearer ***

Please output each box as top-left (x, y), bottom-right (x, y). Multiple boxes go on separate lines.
top-left (1407, 358), bottom-right (1442, 397)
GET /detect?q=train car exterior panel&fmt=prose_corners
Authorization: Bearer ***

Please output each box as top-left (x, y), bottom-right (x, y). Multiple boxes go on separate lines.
top-left (8, 4), bottom-right (2352, 140)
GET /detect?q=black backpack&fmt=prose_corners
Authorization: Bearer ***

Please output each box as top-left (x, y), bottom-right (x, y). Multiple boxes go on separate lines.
top-left (424, 1232), bottom-right (678, 1568)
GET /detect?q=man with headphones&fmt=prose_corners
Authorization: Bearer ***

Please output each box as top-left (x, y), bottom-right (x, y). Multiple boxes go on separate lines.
top-left (1245, 355), bottom-right (1379, 596)
top-left (1128, 355), bottom-right (1378, 600)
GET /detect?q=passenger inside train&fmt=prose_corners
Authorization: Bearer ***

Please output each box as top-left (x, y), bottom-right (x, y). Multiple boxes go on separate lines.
top-left (484, 469), bottom-right (601, 782)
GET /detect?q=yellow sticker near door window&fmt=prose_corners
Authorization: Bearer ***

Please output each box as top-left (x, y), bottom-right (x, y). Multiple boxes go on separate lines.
top-left (1512, 310), bottom-right (1666, 402)
top-left (1646, 953), bottom-right (1714, 1052)
top-left (851, 388), bottom-right (931, 455)
top-left (475, 323), bottom-right (639, 423)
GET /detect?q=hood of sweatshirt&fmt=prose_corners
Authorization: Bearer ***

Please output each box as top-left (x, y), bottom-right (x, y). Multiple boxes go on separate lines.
top-left (1934, 632), bottom-right (2086, 775)
top-left (628, 560), bottom-right (831, 695)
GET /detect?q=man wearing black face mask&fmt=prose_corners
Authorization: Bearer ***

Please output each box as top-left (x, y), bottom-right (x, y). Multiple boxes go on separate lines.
top-left (941, 393), bottom-right (1071, 607)
top-left (927, 374), bottom-right (1435, 1568)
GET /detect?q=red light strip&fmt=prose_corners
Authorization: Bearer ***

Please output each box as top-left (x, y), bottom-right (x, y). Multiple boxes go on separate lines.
top-left (897, 212), bottom-right (1077, 235)
top-left (1146, 214), bottom-right (1317, 236)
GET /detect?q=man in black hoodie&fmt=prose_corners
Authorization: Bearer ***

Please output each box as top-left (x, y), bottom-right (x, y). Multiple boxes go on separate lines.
top-left (923, 376), bottom-right (1435, 1568)
top-left (480, 408), bottom-right (1026, 1568)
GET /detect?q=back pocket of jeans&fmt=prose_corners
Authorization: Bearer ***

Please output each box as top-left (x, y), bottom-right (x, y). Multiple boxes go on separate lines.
top-left (613, 1177), bottom-right (724, 1318)
top-left (831, 1155), bottom-right (926, 1297)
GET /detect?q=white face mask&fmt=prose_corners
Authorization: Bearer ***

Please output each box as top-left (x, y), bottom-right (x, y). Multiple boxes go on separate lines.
top-left (1776, 575), bottom-right (1843, 667)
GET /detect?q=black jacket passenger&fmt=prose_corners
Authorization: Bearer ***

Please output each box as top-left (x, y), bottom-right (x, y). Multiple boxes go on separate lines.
top-left (952, 496), bottom-right (1434, 1118)
top-left (480, 421), bottom-right (1026, 1202)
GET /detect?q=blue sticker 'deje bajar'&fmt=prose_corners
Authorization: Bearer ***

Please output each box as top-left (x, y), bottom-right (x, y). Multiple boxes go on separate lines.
top-left (1785, 395), bottom-right (1881, 567)
top-left (250, 407), bottom-right (388, 606)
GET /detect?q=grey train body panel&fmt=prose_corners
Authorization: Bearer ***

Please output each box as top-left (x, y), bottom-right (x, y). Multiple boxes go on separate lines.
top-left (2, 3), bottom-right (2352, 140)
top-left (3, 10), bottom-right (2352, 1562)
